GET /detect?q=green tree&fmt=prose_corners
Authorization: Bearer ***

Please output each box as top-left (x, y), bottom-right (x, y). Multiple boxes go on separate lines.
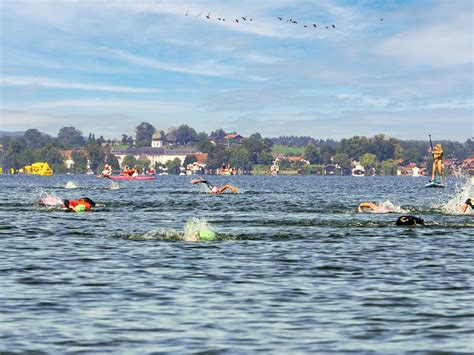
top-left (57, 127), bottom-right (85, 149)
top-left (197, 140), bottom-right (214, 153)
top-left (380, 159), bottom-right (398, 176)
top-left (135, 122), bottom-right (155, 147)
top-left (136, 155), bottom-right (151, 172)
top-left (403, 148), bottom-right (423, 164)
top-left (196, 132), bottom-right (208, 141)
top-left (320, 144), bottom-right (335, 164)
top-left (370, 134), bottom-right (398, 161)
top-left (209, 129), bottom-right (227, 142)
top-left (42, 145), bottom-right (66, 173)
top-left (258, 151), bottom-right (274, 165)
top-left (105, 153), bottom-right (120, 171)
top-left (121, 155), bottom-right (138, 169)
top-left (304, 144), bottom-right (320, 164)
top-left (333, 153), bottom-right (351, 175)
top-left (229, 146), bottom-right (251, 171)
top-left (337, 136), bottom-right (371, 159)
top-left (165, 158), bottom-right (182, 175)
top-left (206, 145), bottom-right (230, 170)
top-left (175, 124), bottom-right (197, 145)
top-left (24, 129), bottom-right (51, 149)
top-left (183, 155), bottom-right (198, 167)
top-left (86, 141), bottom-right (105, 172)
top-left (71, 150), bottom-right (88, 173)
top-left (360, 153), bottom-right (377, 173)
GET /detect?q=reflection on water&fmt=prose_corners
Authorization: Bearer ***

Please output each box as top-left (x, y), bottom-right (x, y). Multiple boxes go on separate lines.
top-left (0, 174), bottom-right (472, 352)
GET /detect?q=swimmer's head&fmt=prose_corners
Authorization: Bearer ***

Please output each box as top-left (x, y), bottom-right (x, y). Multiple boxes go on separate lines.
top-left (395, 215), bottom-right (424, 226)
top-left (465, 198), bottom-right (473, 208)
top-left (62, 199), bottom-right (70, 209)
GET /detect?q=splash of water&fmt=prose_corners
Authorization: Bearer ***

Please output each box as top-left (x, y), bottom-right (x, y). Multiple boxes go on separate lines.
top-left (359, 200), bottom-right (407, 214)
top-left (378, 200), bottom-right (408, 213)
top-left (65, 181), bottom-right (77, 189)
top-left (442, 177), bottom-right (473, 215)
top-left (109, 181), bottom-right (120, 190)
top-left (40, 193), bottom-right (62, 206)
top-left (183, 218), bottom-right (215, 242)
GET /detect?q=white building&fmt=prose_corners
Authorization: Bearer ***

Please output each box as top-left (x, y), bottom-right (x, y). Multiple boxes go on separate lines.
top-left (111, 147), bottom-right (201, 166)
top-left (151, 132), bottom-right (163, 148)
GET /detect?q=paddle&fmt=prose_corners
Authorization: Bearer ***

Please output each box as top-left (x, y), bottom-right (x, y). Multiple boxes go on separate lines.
top-left (428, 134), bottom-right (434, 156)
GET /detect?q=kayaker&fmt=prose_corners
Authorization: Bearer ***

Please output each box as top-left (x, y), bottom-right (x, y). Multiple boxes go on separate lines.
top-left (61, 197), bottom-right (96, 212)
top-left (191, 179), bottom-right (239, 194)
top-left (395, 215), bottom-right (424, 226)
top-left (100, 164), bottom-right (112, 176)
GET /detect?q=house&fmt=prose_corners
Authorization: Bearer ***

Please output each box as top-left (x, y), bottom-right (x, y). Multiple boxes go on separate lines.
top-left (111, 146), bottom-right (203, 166)
top-left (324, 164), bottom-right (336, 175)
top-left (224, 133), bottom-right (244, 146)
top-left (151, 131), bottom-right (164, 147)
top-left (351, 161), bottom-right (365, 176)
top-left (286, 156), bottom-right (309, 164)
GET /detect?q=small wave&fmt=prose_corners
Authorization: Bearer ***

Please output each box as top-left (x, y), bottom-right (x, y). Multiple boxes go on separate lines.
top-left (65, 181), bottom-right (78, 189)
top-left (440, 177), bottom-right (473, 215)
top-left (118, 218), bottom-right (218, 242)
top-left (109, 181), bottom-right (120, 190)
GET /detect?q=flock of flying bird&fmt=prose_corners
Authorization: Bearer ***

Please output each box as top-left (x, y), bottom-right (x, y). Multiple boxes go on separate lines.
top-left (185, 10), bottom-right (383, 30)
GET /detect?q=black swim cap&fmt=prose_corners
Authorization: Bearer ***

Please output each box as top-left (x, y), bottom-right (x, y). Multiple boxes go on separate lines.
top-left (465, 198), bottom-right (473, 208)
top-left (62, 199), bottom-right (70, 208)
top-left (395, 215), bottom-right (424, 226)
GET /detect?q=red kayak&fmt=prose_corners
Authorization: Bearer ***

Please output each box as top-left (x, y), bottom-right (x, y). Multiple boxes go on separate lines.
top-left (103, 175), bottom-right (155, 180)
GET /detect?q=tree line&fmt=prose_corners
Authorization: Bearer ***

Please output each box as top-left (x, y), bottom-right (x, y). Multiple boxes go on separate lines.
top-left (0, 123), bottom-right (472, 175)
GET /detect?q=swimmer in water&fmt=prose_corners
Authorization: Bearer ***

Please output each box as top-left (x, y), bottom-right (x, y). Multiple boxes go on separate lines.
top-left (461, 198), bottom-right (473, 213)
top-left (395, 215), bottom-right (424, 226)
top-left (358, 202), bottom-right (390, 213)
top-left (191, 179), bottom-right (239, 194)
top-left (61, 197), bottom-right (96, 212)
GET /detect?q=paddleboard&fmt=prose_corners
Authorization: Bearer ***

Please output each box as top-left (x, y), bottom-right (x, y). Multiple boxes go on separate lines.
top-left (425, 181), bottom-right (444, 188)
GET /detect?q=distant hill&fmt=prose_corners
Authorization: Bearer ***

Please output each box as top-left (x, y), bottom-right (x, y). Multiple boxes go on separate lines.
top-left (0, 131), bottom-right (25, 138)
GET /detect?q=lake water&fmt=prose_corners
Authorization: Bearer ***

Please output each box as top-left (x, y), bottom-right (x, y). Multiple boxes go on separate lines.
top-left (1, 174), bottom-right (473, 353)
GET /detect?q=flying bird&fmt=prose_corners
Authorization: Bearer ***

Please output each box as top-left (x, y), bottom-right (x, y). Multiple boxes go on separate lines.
top-left (242, 16), bottom-right (247, 21)
top-left (313, 24), bottom-right (317, 28)
top-left (278, 17), bottom-right (283, 20)
top-left (234, 19), bottom-right (239, 23)
top-left (205, 12), bottom-right (211, 19)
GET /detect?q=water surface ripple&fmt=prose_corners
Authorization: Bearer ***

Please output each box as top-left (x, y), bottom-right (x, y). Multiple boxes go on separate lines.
top-left (0, 175), bottom-right (472, 353)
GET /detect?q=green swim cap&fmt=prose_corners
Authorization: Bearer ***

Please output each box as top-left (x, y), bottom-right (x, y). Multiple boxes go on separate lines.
top-left (75, 204), bottom-right (86, 212)
top-left (199, 229), bottom-right (216, 241)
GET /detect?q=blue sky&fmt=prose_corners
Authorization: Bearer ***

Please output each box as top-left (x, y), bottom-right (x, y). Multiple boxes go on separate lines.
top-left (1, 0), bottom-right (472, 140)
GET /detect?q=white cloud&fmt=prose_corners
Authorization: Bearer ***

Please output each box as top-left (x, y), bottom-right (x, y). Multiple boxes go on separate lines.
top-left (30, 98), bottom-right (194, 113)
top-left (110, 49), bottom-right (234, 78)
top-left (1, 76), bottom-right (160, 93)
